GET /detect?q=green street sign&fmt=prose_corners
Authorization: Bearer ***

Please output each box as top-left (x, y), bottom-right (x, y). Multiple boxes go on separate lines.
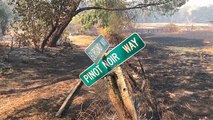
top-left (85, 35), bottom-right (110, 64)
top-left (79, 33), bottom-right (146, 87)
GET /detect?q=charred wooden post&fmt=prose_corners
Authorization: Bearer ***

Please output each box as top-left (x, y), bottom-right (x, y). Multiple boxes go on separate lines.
top-left (115, 66), bottom-right (138, 120)
top-left (105, 74), bottom-right (128, 120)
top-left (106, 66), bottom-right (138, 120)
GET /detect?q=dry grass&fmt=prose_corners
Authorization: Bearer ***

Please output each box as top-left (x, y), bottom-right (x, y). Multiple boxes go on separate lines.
top-left (164, 23), bottom-right (182, 33)
top-left (69, 35), bottom-right (96, 47)
top-left (201, 47), bottom-right (213, 54)
top-left (167, 46), bottom-right (213, 55)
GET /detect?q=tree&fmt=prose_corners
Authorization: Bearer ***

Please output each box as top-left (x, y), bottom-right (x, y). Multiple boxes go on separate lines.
top-left (10, 0), bottom-right (53, 48)
top-left (79, 0), bottom-right (130, 36)
top-left (10, 0), bottom-right (188, 51)
top-left (0, 1), bottom-right (12, 35)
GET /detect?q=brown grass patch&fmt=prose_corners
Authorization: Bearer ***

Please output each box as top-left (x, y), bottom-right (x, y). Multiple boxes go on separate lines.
top-left (201, 47), bottom-right (213, 54)
top-left (161, 23), bottom-right (182, 33)
top-left (69, 35), bottom-right (96, 47)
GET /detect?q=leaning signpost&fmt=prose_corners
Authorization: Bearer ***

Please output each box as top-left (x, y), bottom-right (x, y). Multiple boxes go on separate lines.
top-left (80, 33), bottom-right (146, 87)
top-left (57, 33), bottom-right (146, 119)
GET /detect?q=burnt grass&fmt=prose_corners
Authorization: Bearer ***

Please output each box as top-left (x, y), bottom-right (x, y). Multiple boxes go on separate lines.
top-left (0, 31), bottom-right (213, 120)
top-left (139, 32), bottom-right (213, 120)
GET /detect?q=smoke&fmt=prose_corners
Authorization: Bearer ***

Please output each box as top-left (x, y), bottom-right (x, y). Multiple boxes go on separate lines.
top-left (183, 0), bottom-right (213, 16)
top-left (186, 6), bottom-right (196, 16)
top-left (133, 0), bottom-right (213, 23)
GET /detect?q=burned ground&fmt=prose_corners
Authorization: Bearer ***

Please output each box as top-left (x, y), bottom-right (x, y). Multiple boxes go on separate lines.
top-left (0, 31), bottom-right (213, 119)
top-left (140, 31), bottom-right (213, 119)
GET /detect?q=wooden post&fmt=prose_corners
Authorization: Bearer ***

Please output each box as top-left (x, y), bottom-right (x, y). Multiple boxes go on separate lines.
top-left (105, 74), bottom-right (128, 120)
top-left (115, 66), bottom-right (138, 120)
top-left (106, 66), bottom-right (138, 120)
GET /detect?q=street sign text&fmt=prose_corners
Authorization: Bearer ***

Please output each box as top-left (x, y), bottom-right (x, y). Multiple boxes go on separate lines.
top-left (80, 33), bottom-right (145, 87)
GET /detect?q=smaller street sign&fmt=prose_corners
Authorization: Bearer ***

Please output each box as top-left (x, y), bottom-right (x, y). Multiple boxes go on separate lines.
top-left (80, 33), bottom-right (146, 87)
top-left (85, 35), bottom-right (110, 64)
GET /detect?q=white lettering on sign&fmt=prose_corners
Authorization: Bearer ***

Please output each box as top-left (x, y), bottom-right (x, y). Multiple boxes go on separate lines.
top-left (83, 65), bottom-right (103, 83)
top-left (83, 53), bottom-right (120, 83)
top-left (102, 53), bottom-right (120, 69)
top-left (122, 38), bottom-right (139, 53)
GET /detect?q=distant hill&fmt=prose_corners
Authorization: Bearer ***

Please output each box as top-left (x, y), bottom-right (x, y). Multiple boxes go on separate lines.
top-left (135, 5), bottom-right (213, 23)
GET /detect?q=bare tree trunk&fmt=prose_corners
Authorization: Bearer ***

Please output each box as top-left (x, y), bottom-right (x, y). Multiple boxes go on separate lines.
top-left (47, 26), bottom-right (61, 47)
top-left (48, 18), bottom-right (72, 47)
top-left (41, 18), bottom-right (62, 52)
top-left (40, 0), bottom-right (82, 50)
top-left (48, 26), bottom-right (64, 47)
top-left (1, 24), bottom-right (6, 35)
top-left (40, 17), bottom-right (73, 50)
top-left (41, 25), bottom-right (58, 52)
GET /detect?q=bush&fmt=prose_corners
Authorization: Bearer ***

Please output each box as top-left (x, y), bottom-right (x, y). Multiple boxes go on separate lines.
top-left (97, 28), bottom-right (125, 45)
top-left (164, 23), bottom-right (181, 32)
top-left (107, 33), bottom-right (125, 44)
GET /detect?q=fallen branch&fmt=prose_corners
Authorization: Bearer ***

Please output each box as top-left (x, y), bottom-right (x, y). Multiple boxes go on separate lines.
top-left (56, 80), bottom-right (83, 117)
